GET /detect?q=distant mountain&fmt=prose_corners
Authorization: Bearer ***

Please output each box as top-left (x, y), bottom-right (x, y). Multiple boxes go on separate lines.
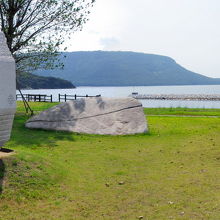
top-left (35, 51), bottom-right (220, 86)
top-left (17, 72), bottom-right (75, 89)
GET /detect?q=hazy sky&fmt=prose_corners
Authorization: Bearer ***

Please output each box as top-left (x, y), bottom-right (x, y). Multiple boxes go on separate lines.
top-left (66, 0), bottom-right (220, 78)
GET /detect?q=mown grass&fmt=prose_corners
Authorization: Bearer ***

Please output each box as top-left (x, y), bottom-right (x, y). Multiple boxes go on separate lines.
top-left (16, 101), bottom-right (220, 116)
top-left (16, 101), bottom-right (58, 113)
top-left (0, 102), bottom-right (219, 219)
top-left (144, 107), bottom-right (220, 116)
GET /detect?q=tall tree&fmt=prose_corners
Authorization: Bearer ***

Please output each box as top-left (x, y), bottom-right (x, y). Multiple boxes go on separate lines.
top-left (0, 0), bottom-right (95, 72)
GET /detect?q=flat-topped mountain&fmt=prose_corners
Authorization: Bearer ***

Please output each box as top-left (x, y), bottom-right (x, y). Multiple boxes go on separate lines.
top-left (35, 51), bottom-right (220, 86)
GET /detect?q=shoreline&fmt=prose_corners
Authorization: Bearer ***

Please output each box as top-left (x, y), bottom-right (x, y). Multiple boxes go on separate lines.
top-left (132, 94), bottom-right (220, 101)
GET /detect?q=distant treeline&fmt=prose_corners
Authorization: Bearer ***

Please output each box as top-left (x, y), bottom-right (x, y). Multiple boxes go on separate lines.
top-left (17, 72), bottom-right (75, 89)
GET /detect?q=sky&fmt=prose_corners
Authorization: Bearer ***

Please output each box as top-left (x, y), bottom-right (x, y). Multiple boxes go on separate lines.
top-left (65, 0), bottom-right (220, 78)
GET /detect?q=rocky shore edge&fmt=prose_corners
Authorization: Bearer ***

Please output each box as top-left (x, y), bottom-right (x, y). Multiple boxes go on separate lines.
top-left (131, 94), bottom-right (220, 101)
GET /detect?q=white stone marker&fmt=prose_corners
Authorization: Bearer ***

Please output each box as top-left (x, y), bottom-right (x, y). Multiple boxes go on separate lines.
top-left (0, 32), bottom-right (16, 147)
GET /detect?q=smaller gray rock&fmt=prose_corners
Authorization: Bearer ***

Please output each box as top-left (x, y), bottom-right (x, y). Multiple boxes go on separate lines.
top-left (26, 97), bottom-right (148, 135)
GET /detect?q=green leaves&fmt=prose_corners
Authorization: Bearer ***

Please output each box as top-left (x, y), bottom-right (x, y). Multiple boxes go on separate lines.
top-left (0, 0), bottom-right (95, 72)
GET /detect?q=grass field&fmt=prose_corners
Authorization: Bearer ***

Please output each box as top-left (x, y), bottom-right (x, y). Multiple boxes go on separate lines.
top-left (16, 101), bottom-right (220, 116)
top-left (144, 107), bottom-right (220, 117)
top-left (0, 102), bottom-right (220, 219)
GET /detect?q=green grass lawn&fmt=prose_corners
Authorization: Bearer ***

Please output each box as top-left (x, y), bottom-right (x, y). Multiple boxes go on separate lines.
top-left (0, 102), bottom-right (220, 219)
top-left (16, 101), bottom-right (220, 116)
top-left (16, 101), bottom-right (59, 113)
top-left (144, 107), bottom-right (220, 116)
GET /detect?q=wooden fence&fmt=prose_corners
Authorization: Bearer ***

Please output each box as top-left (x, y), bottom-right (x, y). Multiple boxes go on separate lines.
top-left (16, 93), bottom-right (101, 103)
top-left (58, 94), bottom-right (101, 102)
top-left (16, 94), bottom-right (53, 102)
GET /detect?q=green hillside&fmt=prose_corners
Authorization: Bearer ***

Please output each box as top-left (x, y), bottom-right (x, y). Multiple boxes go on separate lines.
top-left (35, 51), bottom-right (220, 86)
top-left (17, 72), bottom-right (75, 89)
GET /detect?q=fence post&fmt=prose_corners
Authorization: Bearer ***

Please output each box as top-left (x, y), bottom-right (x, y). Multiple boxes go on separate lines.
top-left (86, 94), bottom-right (88, 97)
top-left (58, 94), bottom-right (60, 102)
top-left (75, 94), bottom-right (77, 100)
top-left (51, 95), bottom-right (53, 103)
top-left (65, 94), bottom-right (67, 102)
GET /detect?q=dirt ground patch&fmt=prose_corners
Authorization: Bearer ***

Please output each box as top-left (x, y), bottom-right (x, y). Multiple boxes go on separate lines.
top-left (0, 148), bottom-right (14, 159)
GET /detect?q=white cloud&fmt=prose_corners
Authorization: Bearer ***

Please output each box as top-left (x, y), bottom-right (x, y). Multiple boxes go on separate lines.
top-left (99, 37), bottom-right (120, 50)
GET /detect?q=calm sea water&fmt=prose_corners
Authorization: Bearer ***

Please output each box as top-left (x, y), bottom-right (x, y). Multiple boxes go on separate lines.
top-left (18, 85), bottom-right (220, 108)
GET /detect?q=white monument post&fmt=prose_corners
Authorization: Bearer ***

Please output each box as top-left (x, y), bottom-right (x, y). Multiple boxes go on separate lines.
top-left (0, 31), bottom-right (16, 148)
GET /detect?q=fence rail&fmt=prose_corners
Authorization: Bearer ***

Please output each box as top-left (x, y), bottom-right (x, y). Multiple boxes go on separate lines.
top-left (58, 94), bottom-right (101, 102)
top-left (16, 94), bottom-right (53, 102)
top-left (16, 93), bottom-right (101, 103)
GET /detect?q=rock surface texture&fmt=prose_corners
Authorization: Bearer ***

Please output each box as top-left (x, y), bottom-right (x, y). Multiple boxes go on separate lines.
top-left (0, 32), bottom-right (16, 147)
top-left (26, 97), bottom-right (147, 135)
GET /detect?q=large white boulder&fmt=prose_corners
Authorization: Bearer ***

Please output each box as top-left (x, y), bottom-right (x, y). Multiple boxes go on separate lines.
top-left (26, 97), bottom-right (148, 135)
top-left (0, 32), bottom-right (16, 147)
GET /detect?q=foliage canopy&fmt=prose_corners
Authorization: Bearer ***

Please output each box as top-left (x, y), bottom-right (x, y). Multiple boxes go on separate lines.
top-left (0, 0), bottom-right (95, 71)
